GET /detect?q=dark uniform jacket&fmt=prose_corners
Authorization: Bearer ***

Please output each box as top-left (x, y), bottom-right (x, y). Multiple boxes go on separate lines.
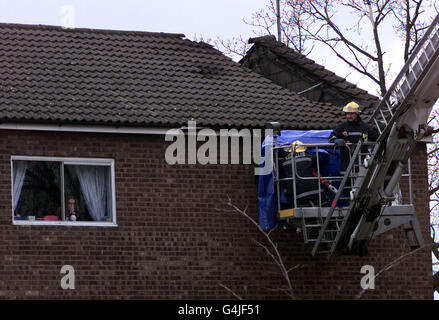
top-left (329, 116), bottom-right (378, 144)
top-left (329, 116), bottom-right (378, 174)
top-left (278, 150), bottom-right (329, 207)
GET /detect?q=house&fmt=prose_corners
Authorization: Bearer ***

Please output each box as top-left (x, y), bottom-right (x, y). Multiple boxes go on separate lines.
top-left (0, 23), bottom-right (432, 299)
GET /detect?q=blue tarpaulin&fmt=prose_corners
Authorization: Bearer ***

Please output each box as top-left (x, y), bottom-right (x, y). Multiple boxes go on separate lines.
top-left (258, 130), bottom-right (342, 230)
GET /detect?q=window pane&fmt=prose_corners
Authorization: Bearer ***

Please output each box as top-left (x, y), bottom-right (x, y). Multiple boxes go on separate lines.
top-left (13, 160), bottom-right (61, 221)
top-left (65, 165), bottom-right (112, 222)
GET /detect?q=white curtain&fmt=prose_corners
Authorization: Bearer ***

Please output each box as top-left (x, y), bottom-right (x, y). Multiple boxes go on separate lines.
top-left (106, 170), bottom-right (112, 220)
top-left (74, 165), bottom-right (108, 221)
top-left (13, 161), bottom-right (28, 212)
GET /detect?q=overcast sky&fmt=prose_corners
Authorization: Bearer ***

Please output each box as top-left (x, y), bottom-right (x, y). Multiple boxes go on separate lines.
top-left (0, 0), bottom-right (268, 40)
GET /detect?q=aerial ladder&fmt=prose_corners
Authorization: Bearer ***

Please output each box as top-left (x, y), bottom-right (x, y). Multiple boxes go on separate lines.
top-left (271, 13), bottom-right (439, 258)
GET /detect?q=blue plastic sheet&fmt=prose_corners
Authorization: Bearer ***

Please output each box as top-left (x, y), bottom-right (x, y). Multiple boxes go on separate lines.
top-left (258, 130), bottom-right (342, 230)
top-left (262, 130), bottom-right (333, 148)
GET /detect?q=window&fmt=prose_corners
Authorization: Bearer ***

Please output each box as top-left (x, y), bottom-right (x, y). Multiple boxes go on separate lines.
top-left (11, 156), bottom-right (116, 226)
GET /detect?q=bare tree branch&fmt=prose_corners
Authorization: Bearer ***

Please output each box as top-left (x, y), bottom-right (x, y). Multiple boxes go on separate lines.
top-left (307, 1), bottom-right (377, 61)
top-left (355, 243), bottom-right (432, 299)
top-left (220, 196), bottom-right (296, 299)
top-left (430, 185), bottom-right (439, 196)
top-left (219, 283), bottom-right (243, 300)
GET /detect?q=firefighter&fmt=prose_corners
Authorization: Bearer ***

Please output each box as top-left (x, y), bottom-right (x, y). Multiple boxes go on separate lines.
top-left (329, 101), bottom-right (378, 175)
top-left (280, 141), bottom-right (330, 207)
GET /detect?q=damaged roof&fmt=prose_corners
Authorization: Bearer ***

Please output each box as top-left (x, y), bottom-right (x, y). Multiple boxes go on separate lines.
top-left (0, 23), bottom-right (344, 130)
top-left (241, 35), bottom-right (380, 111)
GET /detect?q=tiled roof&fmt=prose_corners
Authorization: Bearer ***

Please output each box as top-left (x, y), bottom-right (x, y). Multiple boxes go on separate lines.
top-left (242, 35), bottom-right (380, 111)
top-left (0, 23), bottom-right (343, 130)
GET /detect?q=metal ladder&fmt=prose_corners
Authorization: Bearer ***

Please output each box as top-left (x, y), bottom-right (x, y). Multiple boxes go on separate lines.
top-left (370, 14), bottom-right (439, 141)
top-left (311, 14), bottom-right (439, 257)
top-left (303, 209), bottom-right (347, 251)
top-left (311, 142), bottom-right (364, 255)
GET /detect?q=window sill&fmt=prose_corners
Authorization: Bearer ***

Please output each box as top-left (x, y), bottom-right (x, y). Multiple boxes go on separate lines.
top-left (13, 220), bottom-right (118, 227)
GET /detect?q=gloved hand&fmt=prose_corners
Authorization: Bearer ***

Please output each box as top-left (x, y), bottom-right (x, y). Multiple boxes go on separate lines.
top-left (334, 138), bottom-right (346, 147)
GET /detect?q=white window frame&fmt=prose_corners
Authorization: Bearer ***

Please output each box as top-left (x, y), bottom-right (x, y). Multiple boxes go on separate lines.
top-left (11, 155), bottom-right (117, 227)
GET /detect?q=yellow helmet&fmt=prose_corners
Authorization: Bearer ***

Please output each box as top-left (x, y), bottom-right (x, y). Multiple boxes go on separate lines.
top-left (291, 140), bottom-right (307, 153)
top-left (343, 101), bottom-right (361, 113)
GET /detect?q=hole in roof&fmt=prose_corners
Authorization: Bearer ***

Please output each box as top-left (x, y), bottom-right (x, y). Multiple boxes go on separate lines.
top-left (192, 62), bottom-right (225, 78)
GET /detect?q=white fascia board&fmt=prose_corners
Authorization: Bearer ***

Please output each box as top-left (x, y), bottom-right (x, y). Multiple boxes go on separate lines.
top-left (0, 123), bottom-right (171, 135)
top-left (0, 123), bottom-right (265, 137)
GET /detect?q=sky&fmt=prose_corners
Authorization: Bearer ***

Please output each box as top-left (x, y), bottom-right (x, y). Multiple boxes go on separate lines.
top-left (0, 0), bottom-right (268, 41)
top-left (1, 0), bottom-right (437, 299)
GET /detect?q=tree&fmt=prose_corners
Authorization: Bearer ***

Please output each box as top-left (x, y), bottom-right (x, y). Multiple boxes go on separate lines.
top-left (215, 0), bottom-right (314, 58)
top-left (298, 0), bottom-right (437, 95)
top-left (216, 0), bottom-right (438, 96)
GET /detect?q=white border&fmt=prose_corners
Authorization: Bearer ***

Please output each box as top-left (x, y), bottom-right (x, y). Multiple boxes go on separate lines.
top-left (12, 220), bottom-right (118, 227)
top-left (11, 156), bottom-right (117, 227)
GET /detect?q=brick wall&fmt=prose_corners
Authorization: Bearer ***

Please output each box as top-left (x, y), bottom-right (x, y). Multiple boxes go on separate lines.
top-left (0, 130), bottom-right (433, 299)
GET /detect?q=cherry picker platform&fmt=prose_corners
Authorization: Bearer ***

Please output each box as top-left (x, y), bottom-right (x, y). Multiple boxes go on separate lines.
top-left (264, 13), bottom-right (439, 258)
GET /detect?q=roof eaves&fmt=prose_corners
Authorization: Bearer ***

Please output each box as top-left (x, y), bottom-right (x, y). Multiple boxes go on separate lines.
top-left (0, 22), bottom-right (186, 39)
